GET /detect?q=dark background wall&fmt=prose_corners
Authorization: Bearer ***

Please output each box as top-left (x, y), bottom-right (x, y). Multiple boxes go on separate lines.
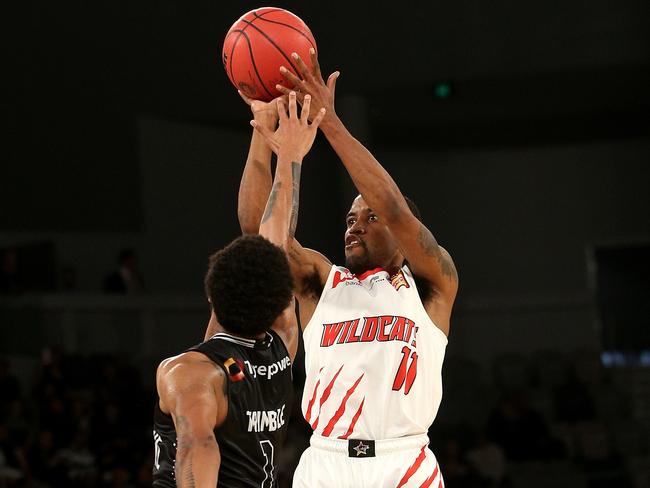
top-left (5, 0), bottom-right (649, 234)
top-left (1, 1), bottom-right (650, 486)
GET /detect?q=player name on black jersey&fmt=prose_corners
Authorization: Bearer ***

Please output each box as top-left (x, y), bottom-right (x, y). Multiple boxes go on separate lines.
top-left (246, 405), bottom-right (287, 432)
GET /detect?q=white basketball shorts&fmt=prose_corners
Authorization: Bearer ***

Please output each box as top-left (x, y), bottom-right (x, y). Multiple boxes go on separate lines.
top-left (292, 434), bottom-right (445, 488)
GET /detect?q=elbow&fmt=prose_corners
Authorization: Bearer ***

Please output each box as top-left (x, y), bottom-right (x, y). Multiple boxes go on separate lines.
top-left (176, 431), bottom-right (217, 456)
top-left (238, 212), bottom-right (259, 235)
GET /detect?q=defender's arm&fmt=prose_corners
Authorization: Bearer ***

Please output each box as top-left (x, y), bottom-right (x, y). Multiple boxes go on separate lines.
top-left (157, 354), bottom-right (226, 487)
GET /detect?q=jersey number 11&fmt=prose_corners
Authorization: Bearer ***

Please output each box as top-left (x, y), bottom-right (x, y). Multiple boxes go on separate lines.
top-left (392, 346), bottom-right (418, 395)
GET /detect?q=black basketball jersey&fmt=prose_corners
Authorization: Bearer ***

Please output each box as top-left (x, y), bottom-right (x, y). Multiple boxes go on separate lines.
top-left (152, 330), bottom-right (293, 488)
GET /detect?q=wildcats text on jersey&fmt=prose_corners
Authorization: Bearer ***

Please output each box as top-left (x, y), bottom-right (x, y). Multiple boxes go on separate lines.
top-left (320, 315), bottom-right (418, 348)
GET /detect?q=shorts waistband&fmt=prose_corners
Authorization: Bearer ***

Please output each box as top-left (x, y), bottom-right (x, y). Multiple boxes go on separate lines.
top-left (310, 434), bottom-right (429, 456)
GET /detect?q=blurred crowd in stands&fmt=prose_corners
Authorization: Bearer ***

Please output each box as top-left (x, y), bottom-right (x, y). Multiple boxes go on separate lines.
top-left (0, 350), bottom-right (153, 487)
top-left (1, 346), bottom-right (648, 488)
top-left (0, 246), bottom-right (143, 295)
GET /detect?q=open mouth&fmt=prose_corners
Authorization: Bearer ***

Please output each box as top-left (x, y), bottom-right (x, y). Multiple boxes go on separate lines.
top-left (345, 236), bottom-right (363, 250)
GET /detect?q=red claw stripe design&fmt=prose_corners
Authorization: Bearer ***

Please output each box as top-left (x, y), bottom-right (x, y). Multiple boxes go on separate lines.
top-left (305, 367), bottom-right (324, 424)
top-left (396, 446), bottom-right (427, 488)
top-left (304, 378), bottom-right (320, 424)
top-left (419, 463), bottom-right (440, 488)
top-left (322, 373), bottom-right (364, 437)
top-left (338, 397), bottom-right (365, 440)
top-left (311, 364), bottom-right (344, 430)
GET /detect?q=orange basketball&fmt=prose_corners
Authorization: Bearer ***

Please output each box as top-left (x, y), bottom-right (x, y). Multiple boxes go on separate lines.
top-left (222, 7), bottom-right (317, 102)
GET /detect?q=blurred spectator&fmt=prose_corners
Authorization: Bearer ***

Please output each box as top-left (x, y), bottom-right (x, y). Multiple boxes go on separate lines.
top-left (104, 249), bottom-right (144, 294)
top-left (0, 359), bottom-right (21, 409)
top-left (0, 248), bottom-right (24, 294)
top-left (59, 266), bottom-right (78, 292)
top-left (437, 437), bottom-right (474, 487)
top-left (553, 365), bottom-right (596, 424)
top-left (4, 400), bottom-right (30, 446)
top-left (57, 430), bottom-right (97, 486)
top-left (486, 391), bottom-right (561, 462)
top-left (466, 431), bottom-right (507, 487)
top-left (0, 423), bottom-right (23, 485)
top-left (26, 429), bottom-right (64, 486)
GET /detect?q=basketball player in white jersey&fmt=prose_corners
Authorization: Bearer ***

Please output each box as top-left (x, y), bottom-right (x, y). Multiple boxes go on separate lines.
top-left (240, 51), bottom-right (459, 487)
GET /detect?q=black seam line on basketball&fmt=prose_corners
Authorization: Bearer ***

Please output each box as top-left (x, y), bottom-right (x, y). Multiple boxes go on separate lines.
top-left (239, 18), bottom-right (301, 77)
top-left (228, 29), bottom-right (246, 84)
top-left (252, 12), bottom-right (316, 51)
top-left (239, 9), bottom-right (284, 33)
top-left (239, 30), bottom-right (275, 100)
top-left (255, 8), bottom-right (285, 18)
top-left (225, 10), bottom-right (285, 84)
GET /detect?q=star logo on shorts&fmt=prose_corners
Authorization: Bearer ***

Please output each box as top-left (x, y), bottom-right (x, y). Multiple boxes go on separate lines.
top-left (353, 441), bottom-right (369, 456)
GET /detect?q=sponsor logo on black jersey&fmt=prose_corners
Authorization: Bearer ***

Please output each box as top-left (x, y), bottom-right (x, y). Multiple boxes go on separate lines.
top-left (243, 356), bottom-right (291, 380)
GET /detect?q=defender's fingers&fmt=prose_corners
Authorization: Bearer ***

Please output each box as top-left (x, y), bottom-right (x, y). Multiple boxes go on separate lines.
top-left (250, 120), bottom-right (278, 150)
top-left (300, 95), bottom-right (312, 122)
top-left (238, 90), bottom-right (253, 106)
top-left (288, 91), bottom-right (298, 119)
top-left (276, 97), bottom-right (289, 121)
top-left (274, 94), bottom-right (290, 105)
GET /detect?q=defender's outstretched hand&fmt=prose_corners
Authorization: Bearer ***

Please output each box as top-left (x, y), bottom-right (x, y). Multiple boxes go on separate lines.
top-left (275, 48), bottom-right (339, 124)
top-left (251, 91), bottom-right (326, 159)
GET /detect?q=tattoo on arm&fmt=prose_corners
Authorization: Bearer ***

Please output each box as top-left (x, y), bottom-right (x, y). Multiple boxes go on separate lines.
top-left (417, 224), bottom-right (458, 281)
top-left (261, 181), bottom-right (282, 224)
top-left (175, 414), bottom-right (218, 488)
top-left (175, 416), bottom-right (195, 487)
top-left (289, 162), bottom-right (302, 237)
top-left (417, 224), bottom-right (440, 257)
top-left (182, 458), bottom-right (196, 488)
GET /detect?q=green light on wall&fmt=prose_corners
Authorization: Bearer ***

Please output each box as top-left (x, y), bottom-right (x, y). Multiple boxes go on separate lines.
top-left (433, 82), bottom-right (452, 99)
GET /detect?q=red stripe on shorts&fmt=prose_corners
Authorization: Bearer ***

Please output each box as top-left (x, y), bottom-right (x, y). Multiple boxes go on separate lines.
top-left (419, 463), bottom-right (440, 488)
top-left (396, 445), bottom-right (427, 488)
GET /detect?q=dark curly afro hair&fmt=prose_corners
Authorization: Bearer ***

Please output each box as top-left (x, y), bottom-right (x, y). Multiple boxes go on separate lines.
top-left (204, 235), bottom-right (293, 337)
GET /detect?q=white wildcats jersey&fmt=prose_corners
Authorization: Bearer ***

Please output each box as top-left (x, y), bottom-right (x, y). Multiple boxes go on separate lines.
top-left (302, 265), bottom-right (448, 440)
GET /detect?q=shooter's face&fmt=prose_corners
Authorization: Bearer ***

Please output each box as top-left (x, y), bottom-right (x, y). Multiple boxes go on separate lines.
top-left (344, 196), bottom-right (400, 275)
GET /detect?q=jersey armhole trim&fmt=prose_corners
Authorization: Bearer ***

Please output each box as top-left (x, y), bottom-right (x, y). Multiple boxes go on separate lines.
top-left (302, 264), bottom-right (338, 335)
top-left (403, 265), bottom-right (449, 345)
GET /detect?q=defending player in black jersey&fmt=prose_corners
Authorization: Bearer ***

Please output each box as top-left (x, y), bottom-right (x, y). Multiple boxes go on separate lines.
top-left (153, 92), bottom-right (326, 488)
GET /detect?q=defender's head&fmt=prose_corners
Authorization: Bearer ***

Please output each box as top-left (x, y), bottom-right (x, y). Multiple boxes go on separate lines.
top-left (204, 235), bottom-right (293, 337)
top-left (344, 195), bottom-right (421, 275)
